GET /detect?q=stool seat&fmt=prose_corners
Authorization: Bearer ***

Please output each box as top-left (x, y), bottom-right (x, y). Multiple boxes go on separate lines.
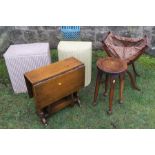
top-left (97, 57), bottom-right (127, 74)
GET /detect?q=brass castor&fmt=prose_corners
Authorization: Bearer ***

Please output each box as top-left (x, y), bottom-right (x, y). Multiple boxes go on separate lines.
top-left (41, 117), bottom-right (48, 126)
top-left (38, 111), bottom-right (48, 126)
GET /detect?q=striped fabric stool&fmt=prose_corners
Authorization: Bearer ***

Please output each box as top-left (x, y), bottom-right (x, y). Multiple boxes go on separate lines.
top-left (3, 43), bottom-right (51, 93)
top-left (58, 41), bottom-right (92, 87)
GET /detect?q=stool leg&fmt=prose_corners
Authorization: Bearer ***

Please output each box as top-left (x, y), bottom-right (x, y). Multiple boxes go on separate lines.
top-left (126, 70), bottom-right (140, 91)
top-left (132, 63), bottom-right (140, 77)
top-left (103, 74), bottom-right (109, 96)
top-left (93, 69), bottom-right (102, 106)
top-left (108, 76), bottom-right (116, 114)
top-left (119, 72), bottom-right (125, 104)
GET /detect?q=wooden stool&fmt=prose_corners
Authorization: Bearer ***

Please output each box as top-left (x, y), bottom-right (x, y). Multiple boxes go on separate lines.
top-left (93, 57), bottom-right (128, 114)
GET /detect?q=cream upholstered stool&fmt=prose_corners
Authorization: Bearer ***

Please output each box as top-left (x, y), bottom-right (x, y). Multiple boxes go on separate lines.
top-left (58, 41), bottom-right (92, 86)
top-left (3, 43), bottom-right (51, 93)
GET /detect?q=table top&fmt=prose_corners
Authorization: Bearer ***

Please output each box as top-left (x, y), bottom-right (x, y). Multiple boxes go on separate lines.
top-left (24, 57), bottom-right (84, 84)
top-left (97, 57), bottom-right (127, 74)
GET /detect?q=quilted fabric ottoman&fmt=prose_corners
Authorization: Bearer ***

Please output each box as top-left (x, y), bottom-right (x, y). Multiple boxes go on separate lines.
top-left (3, 43), bottom-right (51, 93)
top-left (58, 41), bottom-right (92, 86)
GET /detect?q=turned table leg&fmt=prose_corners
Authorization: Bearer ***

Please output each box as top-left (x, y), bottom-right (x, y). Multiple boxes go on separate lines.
top-left (73, 92), bottom-right (81, 107)
top-left (93, 68), bottom-right (103, 105)
top-left (108, 75), bottom-right (116, 114)
top-left (119, 72), bottom-right (125, 104)
top-left (103, 74), bottom-right (109, 96)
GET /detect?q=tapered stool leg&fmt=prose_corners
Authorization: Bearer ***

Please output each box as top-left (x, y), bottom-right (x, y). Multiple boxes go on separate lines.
top-left (103, 74), bottom-right (109, 96)
top-left (108, 75), bottom-right (116, 114)
top-left (132, 63), bottom-right (140, 77)
top-left (93, 69), bottom-right (102, 105)
top-left (126, 70), bottom-right (140, 91)
top-left (119, 72), bottom-right (125, 104)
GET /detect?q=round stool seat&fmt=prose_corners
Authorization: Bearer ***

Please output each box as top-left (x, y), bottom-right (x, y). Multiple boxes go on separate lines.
top-left (97, 57), bottom-right (127, 74)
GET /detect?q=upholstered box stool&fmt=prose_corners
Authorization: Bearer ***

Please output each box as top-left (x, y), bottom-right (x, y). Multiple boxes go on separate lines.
top-left (58, 41), bottom-right (92, 86)
top-left (3, 43), bottom-right (51, 93)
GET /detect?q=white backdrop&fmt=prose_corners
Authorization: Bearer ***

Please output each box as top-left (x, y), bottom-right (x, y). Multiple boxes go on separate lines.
top-left (0, 0), bottom-right (155, 155)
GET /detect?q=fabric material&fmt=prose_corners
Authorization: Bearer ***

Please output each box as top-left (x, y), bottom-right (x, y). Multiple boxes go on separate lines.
top-left (103, 32), bottom-right (148, 63)
top-left (3, 43), bottom-right (51, 93)
top-left (58, 41), bottom-right (92, 87)
top-left (4, 43), bottom-right (50, 57)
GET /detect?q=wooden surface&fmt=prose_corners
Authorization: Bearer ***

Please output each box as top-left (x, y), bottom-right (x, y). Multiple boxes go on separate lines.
top-left (97, 57), bottom-right (127, 74)
top-left (25, 57), bottom-right (84, 85)
top-left (24, 57), bottom-right (85, 125)
top-left (46, 95), bottom-right (75, 114)
top-left (34, 66), bottom-right (85, 110)
top-left (102, 34), bottom-right (146, 91)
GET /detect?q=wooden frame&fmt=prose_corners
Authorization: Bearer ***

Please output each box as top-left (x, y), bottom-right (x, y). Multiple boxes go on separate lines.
top-left (102, 31), bottom-right (148, 91)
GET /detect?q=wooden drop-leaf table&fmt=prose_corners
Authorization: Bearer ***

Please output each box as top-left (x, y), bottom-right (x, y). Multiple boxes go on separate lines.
top-left (24, 57), bottom-right (85, 125)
